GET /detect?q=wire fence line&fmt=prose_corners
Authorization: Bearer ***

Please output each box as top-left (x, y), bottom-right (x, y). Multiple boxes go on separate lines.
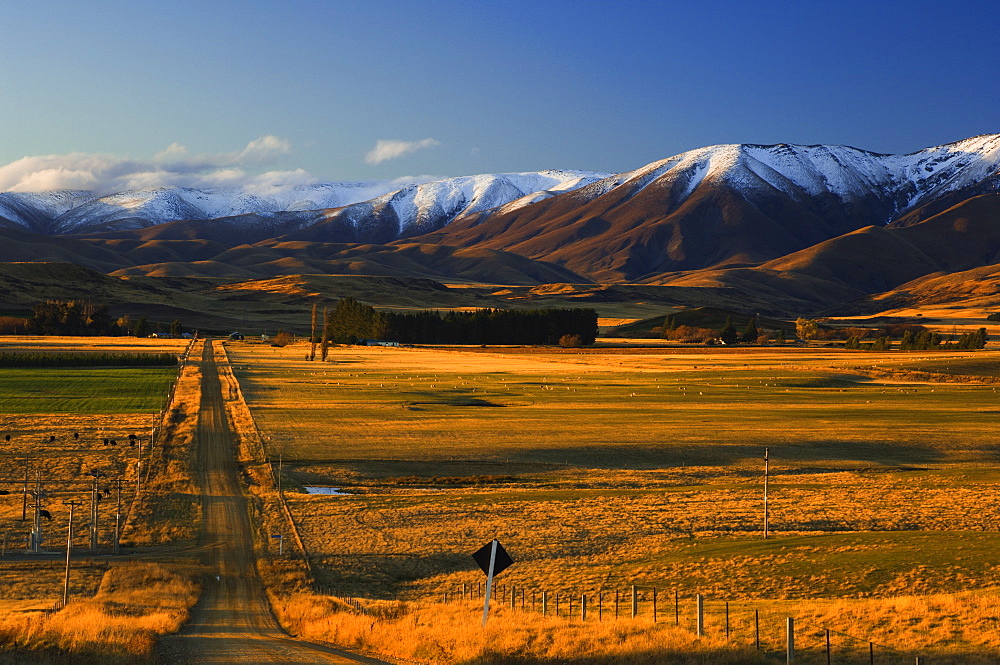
top-left (425, 581), bottom-right (926, 663)
top-left (217, 341), bottom-right (312, 573)
top-left (120, 336), bottom-right (197, 533)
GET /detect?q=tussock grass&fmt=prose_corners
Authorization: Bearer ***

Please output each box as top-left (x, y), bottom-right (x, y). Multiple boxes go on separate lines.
top-left (0, 561), bottom-right (199, 664)
top-left (272, 594), bottom-right (768, 664)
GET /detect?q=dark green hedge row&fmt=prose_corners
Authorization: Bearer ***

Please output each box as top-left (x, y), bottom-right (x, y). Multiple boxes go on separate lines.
top-left (0, 352), bottom-right (178, 368)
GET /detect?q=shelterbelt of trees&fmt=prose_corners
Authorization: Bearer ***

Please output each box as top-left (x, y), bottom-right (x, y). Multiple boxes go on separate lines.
top-left (324, 298), bottom-right (598, 345)
top-left (19, 300), bottom-right (184, 337)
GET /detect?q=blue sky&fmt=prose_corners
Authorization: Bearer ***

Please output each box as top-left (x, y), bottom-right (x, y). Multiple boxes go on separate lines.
top-left (0, 0), bottom-right (996, 191)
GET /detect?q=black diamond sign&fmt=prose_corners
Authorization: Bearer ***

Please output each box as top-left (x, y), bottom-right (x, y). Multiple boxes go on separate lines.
top-left (472, 539), bottom-right (514, 577)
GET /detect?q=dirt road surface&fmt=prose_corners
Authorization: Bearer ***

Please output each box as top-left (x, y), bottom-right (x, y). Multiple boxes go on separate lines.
top-left (158, 341), bottom-right (387, 664)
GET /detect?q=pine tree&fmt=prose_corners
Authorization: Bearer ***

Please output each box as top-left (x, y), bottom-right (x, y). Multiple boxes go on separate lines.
top-left (871, 335), bottom-right (891, 351)
top-left (309, 302), bottom-right (318, 361)
top-left (719, 316), bottom-right (738, 345)
top-left (320, 306), bottom-right (330, 361)
top-left (742, 317), bottom-right (759, 344)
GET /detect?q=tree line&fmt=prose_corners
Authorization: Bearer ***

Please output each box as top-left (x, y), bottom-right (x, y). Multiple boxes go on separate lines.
top-left (27, 300), bottom-right (185, 337)
top-left (321, 298), bottom-right (598, 346)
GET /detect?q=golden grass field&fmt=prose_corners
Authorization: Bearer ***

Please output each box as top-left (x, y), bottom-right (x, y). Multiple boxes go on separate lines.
top-left (225, 340), bottom-right (1000, 663)
top-left (0, 336), bottom-right (202, 663)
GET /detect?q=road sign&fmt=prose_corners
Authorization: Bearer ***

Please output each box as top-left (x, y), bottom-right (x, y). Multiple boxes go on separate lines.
top-left (472, 539), bottom-right (513, 577)
top-left (472, 539), bottom-right (514, 626)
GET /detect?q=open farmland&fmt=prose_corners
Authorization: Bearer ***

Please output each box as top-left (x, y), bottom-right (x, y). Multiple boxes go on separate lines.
top-left (226, 341), bottom-right (1000, 660)
top-left (0, 337), bottom-right (187, 610)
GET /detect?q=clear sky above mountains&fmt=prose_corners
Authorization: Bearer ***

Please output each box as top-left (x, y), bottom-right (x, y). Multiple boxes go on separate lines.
top-left (0, 0), bottom-right (996, 192)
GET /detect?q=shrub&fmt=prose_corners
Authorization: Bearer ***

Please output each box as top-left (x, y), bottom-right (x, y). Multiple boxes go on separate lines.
top-left (558, 334), bottom-right (583, 348)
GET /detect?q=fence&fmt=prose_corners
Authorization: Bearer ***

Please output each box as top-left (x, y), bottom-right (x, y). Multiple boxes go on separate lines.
top-left (120, 337), bottom-right (198, 532)
top-left (217, 341), bottom-right (311, 572)
top-left (431, 582), bottom-right (925, 664)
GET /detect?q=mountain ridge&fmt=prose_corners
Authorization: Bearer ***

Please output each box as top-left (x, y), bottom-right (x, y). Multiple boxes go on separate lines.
top-left (2, 134), bottom-right (1000, 320)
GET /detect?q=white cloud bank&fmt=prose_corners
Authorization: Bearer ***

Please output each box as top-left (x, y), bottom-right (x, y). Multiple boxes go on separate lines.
top-left (365, 138), bottom-right (441, 165)
top-left (0, 136), bottom-right (316, 194)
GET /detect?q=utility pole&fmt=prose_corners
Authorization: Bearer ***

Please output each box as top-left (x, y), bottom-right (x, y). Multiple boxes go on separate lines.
top-left (62, 500), bottom-right (81, 607)
top-left (763, 447), bottom-right (770, 540)
top-left (29, 471), bottom-right (44, 553)
top-left (20, 454), bottom-right (29, 521)
top-left (277, 449), bottom-right (282, 498)
top-left (114, 477), bottom-right (122, 555)
top-left (88, 470), bottom-right (106, 551)
top-left (137, 434), bottom-right (143, 494)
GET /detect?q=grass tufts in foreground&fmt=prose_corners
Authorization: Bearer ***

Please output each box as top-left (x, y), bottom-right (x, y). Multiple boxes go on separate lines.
top-left (0, 561), bottom-right (200, 664)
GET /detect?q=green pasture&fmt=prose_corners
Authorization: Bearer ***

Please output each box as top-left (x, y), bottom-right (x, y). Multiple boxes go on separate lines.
top-left (0, 367), bottom-right (177, 413)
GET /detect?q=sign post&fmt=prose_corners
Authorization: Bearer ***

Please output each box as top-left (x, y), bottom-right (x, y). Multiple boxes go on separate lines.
top-left (472, 539), bottom-right (514, 626)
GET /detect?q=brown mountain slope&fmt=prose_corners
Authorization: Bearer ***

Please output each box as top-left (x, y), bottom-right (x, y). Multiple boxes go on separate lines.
top-left (0, 228), bottom-right (132, 272)
top-left (648, 194), bottom-right (1000, 314)
top-left (112, 240), bottom-right (587, 284)
top-left (404, 166), bottom-right (889, 282)
top-left (891, 194), bottom-right (1000, 271)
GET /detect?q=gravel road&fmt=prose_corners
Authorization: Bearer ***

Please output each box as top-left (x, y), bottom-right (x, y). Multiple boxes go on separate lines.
top-left (157, 341), bottom-right (388, 664)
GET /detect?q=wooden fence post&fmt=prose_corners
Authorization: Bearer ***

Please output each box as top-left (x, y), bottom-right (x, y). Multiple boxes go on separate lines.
top-left (631, 585), bottom-right (638, 619)
top-left (755, 609), bottom-right (760, 651)
top-left (786, 617), bottom-right (795, 664)
top-left (542, 591), bottom-right (548, 617)
top-left (598, 591), bottom-right (603, 621)
top-left (581, 594), bottom-right (587, 622)
top-left (674, 589), bottom-right (679, 625)
top-left (652, 588), bottom-right (657, 622)
top-left (696, 594), bottom-right (704, 637)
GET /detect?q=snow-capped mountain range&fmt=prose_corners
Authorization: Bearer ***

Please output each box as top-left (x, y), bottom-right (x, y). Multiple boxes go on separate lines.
top-left (567, 133), bottom-right (1000, 223)
top-left (0, 134), bottom-right (997, 250)
top-left (0, 170), bottom-right (607, 237)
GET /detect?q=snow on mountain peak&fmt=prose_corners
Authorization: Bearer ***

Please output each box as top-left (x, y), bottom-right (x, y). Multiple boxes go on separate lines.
top-left (1, 136), bottom-right (997, 238)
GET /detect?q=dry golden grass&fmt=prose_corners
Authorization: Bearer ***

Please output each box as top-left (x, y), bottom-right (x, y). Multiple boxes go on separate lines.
top-left (274, 594), bottom-right (770, 664)
top-left (0, 336), bottom-right (189, 355)
top-left (120, 351), bottom-right (203, 547)
top-left (0, 561), bottom-right (199, 664)
top-left (216, 340), bottom-right (1000, 661)
top-left (0, 337), bottom-right (203, 661)
top-left (271, 589), bottom-right (1000, 664)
